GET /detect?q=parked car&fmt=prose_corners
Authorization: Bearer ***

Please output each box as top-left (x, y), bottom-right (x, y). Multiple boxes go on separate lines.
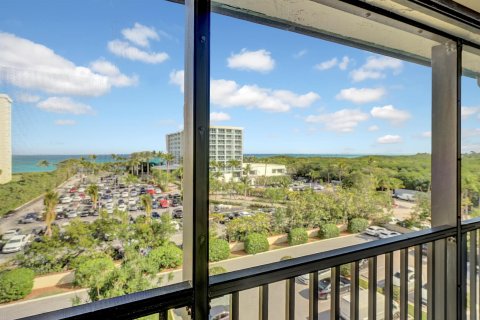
top-left (118, 204), bottom-right (127, 212)
top-left (392, 267), bottom-right (415, 287)
top-left (151, 212), bottom-right (161, 219)
top-left (19, 213), bottom-right (39, 224)
top-left (61, 196), bottom-right (73, 204)
top-left (340, 289), bottom-right (399, 319)
top-left (378, 230), bottom-right (402, 239)
top-left (318, 276), bottom-right (351, 299)
top-left (364, 226), bottom-right (387, 237)
top-left (296, 269), bottom-right (331, 285)
top-left (67, 212), bottom-right (78, 219)
top-left (2, 235), bottom-right (30, 253)
top-left (172, 208), bottom-right (183, 219)
top-left (1, 229), bottom-right (21, 241)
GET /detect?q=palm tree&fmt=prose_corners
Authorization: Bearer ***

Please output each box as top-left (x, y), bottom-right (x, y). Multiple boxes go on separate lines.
top-left (140, 194), bottom-right (153, 225)
top-left (163, 152), bottom-right (175, 174)
top-left (86, 184), bottom-right (99, 210)
top-left (43, 190), bottom-right (59, 237)
top-left (242, 163), bottom-right (252, 197)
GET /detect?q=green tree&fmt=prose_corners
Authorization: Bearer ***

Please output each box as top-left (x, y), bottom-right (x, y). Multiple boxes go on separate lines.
top-left (86, 184), bottom-right (99, 210)
top-left (140, 194), bottom-right (153, 225)
top-left (43, 190), bottom-right (59, 237)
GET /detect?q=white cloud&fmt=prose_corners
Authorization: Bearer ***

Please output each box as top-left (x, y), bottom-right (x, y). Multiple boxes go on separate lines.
top-left (108, 40), bottom-right (169, 64)
top-left (169, 70), bottom-right (184, 93)
top-left (293, 49), bottom-right (307, 59)
top-left (55, 119), bottom-right (76, 126)
top-left (16, 93), bottom-right (40, 103)
top-left (461, 106), bottom-right (480, 118)
top-left (121, 23), bottom-right (159, 47)
top-left (368, 125), bottom-right (380, 132)
top-left (37, 97), bottom-right (94, 115)
top-left (370, 105), bottom-right (411, 124)
top-left (377, 134), bottom-right (402, 144)
top-left (421, 131), bottom-right (432, 138)
top-left (169, 70), bottom-right (320, 112)
top-left (305, 109), bottom-right (369, 132)
top-left (227, 49), bottom-right (275, 73)
top-left (210, 112), bottom-right (231, 122)
top-left (338, 56), bottom-right (351, 70)
top-left (211, 79), bottom-right (319, 112)
top-left (0, 32), bottom-right (136, 96)
top-left (336, 87), bottom-right (385, 104)
top-left (89, 59), bottom-right (138, 87)
top-left (350, 56), bottom-right (402, 82)
top-left (315, 58), bottom-right (338, 71)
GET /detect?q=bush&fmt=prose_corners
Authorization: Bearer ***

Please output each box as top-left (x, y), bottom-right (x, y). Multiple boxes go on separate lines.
top-left (147, 244), bottom-right (183, 271)
top-left (74, 257), bottom-right (115, 289)
top-left (348, 218), bottom-right (369, 233)
top-left (0, 268), bottom-right (35, 303)
top-left (340, 264), bottom-right (350, 277)
top-left (244, 233), bottom-right (269, 254)
top-left (209, 266), bottom-right (227, 275)
top-left (288, 228), bottom-right (308, 245)
top-left (209, 238), bottom-right (230, 262)
top-left (319, 224), bottom-right (340, 239)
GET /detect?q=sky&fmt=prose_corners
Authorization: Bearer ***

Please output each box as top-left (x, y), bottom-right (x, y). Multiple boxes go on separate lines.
top-left (0, 0), bottom-right (478, 155)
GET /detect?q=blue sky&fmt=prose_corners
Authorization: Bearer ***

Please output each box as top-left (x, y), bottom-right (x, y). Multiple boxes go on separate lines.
top-left (0, 0), bottom-right (478, 155)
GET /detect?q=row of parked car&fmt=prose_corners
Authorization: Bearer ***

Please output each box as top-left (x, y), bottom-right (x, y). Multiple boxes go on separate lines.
top-left (0, 229), bottom-right (32, 253)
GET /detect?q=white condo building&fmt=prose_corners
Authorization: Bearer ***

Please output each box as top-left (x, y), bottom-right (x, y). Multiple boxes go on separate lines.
top-left (0, 94), bottom-right (12, 184)
top-left (166, 126), bottom-right (244, 180)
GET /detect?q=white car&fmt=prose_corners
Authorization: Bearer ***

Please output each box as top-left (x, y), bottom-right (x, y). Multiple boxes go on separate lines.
top-left (364, 226), bottom-right (387, 237)
top-left (155, 188), bottom-right (162, 194)
top-left (105, 203), bottom-right (114, 209)
top-left (2, 229), bottom-right (20, 241)
top-left (2, 235), bottom-right (29, 253)
top-left (78, 187), bottom-right (86, 193)
top-left (118, 204), bottom-right (127, 212)
top-left (55, 205), bottom-right (64, 213)
top-left (106, 208), bottom-right (114, 214)
top-left (72, 195), bottom-right (82, 202)
top-left (128, 198), bottom-right (137, 205)
top-left (112, 191), bottom-right (120, 197)
top-left (378, 230), bottom-right (401, 239)
top-left (171, 221), bottom-right (180, 231)
top-left (121, 191), bottom-right (129, 198)
top-left (61, 196), bottom-right (73, 204)
top-left (67, 212), bottom-right (78, 218)
top-left (392, 267), bottom-right (415, 287)
top-left (130, 191), bottom-right (138, 197)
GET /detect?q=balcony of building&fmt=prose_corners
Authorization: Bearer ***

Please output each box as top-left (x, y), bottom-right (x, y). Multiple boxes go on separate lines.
top-left (11, 0), bottom-right (480, 319)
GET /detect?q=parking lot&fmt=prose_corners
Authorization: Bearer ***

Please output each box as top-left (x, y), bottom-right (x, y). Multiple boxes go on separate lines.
top-left (0, 173), bottom-right (184, 262)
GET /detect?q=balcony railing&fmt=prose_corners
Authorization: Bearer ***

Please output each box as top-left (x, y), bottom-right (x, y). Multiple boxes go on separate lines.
top-left (23, 220), bottom-right (480, 320)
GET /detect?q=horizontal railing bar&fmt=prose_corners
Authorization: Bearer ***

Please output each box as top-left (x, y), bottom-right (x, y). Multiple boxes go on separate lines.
top-left (210, 226), bottom-right (456, 298)
top-left (21, 281), bottom-right (193, 320)
top-left (461, 217), bottom-right (480, 233)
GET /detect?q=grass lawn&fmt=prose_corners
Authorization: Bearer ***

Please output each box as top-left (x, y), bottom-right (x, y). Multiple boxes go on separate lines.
top-left (0, 171), bottom-right (70, 216)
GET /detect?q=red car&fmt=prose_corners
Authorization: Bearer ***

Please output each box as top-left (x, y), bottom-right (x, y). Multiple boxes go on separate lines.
top-left (160, 199), bottom-right (169, 208)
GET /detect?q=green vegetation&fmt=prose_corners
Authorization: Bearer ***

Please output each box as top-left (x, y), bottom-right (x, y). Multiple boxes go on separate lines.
top-left (0, 268), bottom-right (35, 303)
top-left (209, 266), bottom-right (227, 275)
top-left (348, 218), bottom-right (369, 233)
top-left (287, 228), bottom-right (308, 245)
top-left (209, 238), bottom-right (230, 262)
top-left (74, 257), bottom-right (116, 296)
top-left (226, 214), bottom-right (270, 242)
top-left (147, 244), bottom-right (183, 271)
top-left (244, 233), bottom-right (269, 254)
top-left (319, 224), bottom-right (340, 239)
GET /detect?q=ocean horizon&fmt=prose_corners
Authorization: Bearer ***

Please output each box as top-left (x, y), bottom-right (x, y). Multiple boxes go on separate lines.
top-left (11, 153), bottom-right (409, 174)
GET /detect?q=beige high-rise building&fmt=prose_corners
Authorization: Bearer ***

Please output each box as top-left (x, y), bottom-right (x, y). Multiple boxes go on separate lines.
top-left (0, 94), bottom-right (12, 184)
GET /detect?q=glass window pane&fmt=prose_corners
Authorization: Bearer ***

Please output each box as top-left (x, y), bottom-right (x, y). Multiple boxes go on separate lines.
top-left (0, 1), bottom-right (187, 318)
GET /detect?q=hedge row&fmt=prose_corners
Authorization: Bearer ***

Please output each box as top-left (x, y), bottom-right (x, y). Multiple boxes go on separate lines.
top-left (244, 233), bottom-right (269, 254)
top-left (288, 228), bottom-right (308, 245)
top-left (0, 268), bottom-right (35, 303)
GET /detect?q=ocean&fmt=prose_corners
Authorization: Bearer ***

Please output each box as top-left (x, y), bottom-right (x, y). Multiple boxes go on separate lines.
top-left (12, 155), bottom-right (120, 174)
top-left (12, 154), bottom-right (367, 174)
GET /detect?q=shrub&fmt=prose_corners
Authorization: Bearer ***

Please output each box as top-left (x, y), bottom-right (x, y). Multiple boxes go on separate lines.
top-left (319, 224), bottom-right (340, 239)
top-left (209, 266), bottom-right (227, 275)
top-left (74, 257), bottom-right (115, 289)
top-left (348, 218), bottom-right (369, 233)
top-left (340, 264), bottom-right (350, 277)
top-left (244, 233), bottom-right (269, 254)
top-left (288, 228), bottom-right (308, 245)
top-left (0, 268), bottom-right (35, 303)
top-left (209, 238), bottom-right (230, 262)
top-left (147, 244), bottom-right (183, 271)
